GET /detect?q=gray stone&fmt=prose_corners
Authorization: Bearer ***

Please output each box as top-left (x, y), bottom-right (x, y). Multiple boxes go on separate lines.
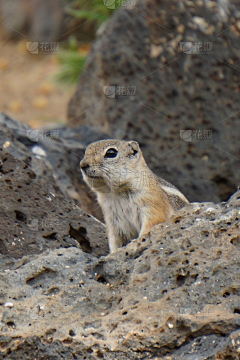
top-left (0, 0), bottom-right (95, 42)
top-left (0, 185), bottom-right (239, 359)
top-left (0, 114), bottom-right (109, 266)
top-left (68, 0), bottom-right (240, 204)
top-left (0, 112), bottom-right (108, 220)
top-left (0, 113), bottom-right (240, 359)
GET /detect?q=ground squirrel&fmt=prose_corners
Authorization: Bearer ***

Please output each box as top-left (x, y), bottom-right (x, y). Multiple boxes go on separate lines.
top-left (80, 140), bottom-right (189, 253)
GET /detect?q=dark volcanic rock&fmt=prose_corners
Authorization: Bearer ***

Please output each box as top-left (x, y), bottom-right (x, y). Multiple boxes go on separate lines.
top-left (0, 113), bottom-right (109, 266)
top-left (0, 113), bottom-right (108, 220)
top-left (0, 184), bottom-right (239, 359)
top-left (0, 114), bottom-right (239, 359)
top-left (68, 0), bottom-right (240, 204)
top-left (1, 0), bottom-right (240, 356)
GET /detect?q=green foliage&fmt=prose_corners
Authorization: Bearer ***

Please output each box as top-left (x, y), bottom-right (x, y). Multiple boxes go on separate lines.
top-left (65, 0), bottom-right (118, 28)
top-left (56, 50), bottom-right (87, 84)
top-left (56, 0), bottom-right (119, 84)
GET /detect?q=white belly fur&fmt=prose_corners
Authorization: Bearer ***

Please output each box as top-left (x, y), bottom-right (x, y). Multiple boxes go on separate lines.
top-left (98, 192), bottom-right (142, 240)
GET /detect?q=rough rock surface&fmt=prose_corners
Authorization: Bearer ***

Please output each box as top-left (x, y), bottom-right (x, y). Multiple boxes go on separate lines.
top-left (0, 113), bottom-right (107, 220)
top-left (68, 0), bottom-right (240, 204)
top-left (0, 113), bottom-right (109, 264)
top-left (0, 174), bottom-right (239, 359)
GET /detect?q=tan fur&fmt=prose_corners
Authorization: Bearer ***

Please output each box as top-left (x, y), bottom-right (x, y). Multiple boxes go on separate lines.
top-left (80, 139), bottom-right (189, 253)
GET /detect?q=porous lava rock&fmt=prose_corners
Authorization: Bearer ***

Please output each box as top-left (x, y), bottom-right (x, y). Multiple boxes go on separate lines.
top-left (0, 113), bottom-right (240, 359)
top-left (0, 113), bottom-right (109, 264)
top-left (0, 183), bottom-right (239, 359)
top-left (0, 113), bottom-right (108, 220)
top-left (68, 0), bottom-right (240, 204)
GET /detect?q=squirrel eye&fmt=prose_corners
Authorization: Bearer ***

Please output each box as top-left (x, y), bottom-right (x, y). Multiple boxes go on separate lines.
top-left (104, 148), bottom-right (118, 158)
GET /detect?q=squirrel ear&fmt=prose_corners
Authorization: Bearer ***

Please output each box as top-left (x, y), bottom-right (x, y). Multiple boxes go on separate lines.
top-left (128, 141), bottom-right (139, 155)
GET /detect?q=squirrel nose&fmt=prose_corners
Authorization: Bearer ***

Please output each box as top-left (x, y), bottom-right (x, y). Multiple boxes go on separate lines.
top-left (80, 160), bottom-right (90, 172)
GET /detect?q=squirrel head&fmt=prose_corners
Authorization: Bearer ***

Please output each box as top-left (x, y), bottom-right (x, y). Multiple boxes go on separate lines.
top-left (80, 139), bottom-right (146, 193)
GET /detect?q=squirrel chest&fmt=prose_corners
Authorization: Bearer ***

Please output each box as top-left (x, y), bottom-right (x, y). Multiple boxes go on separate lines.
top-left (98, 191), bottom-right (143, 240)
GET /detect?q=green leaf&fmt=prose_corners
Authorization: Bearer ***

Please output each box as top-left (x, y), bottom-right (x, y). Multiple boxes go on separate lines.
top-left (55, 51), bottom-right (87, 84)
